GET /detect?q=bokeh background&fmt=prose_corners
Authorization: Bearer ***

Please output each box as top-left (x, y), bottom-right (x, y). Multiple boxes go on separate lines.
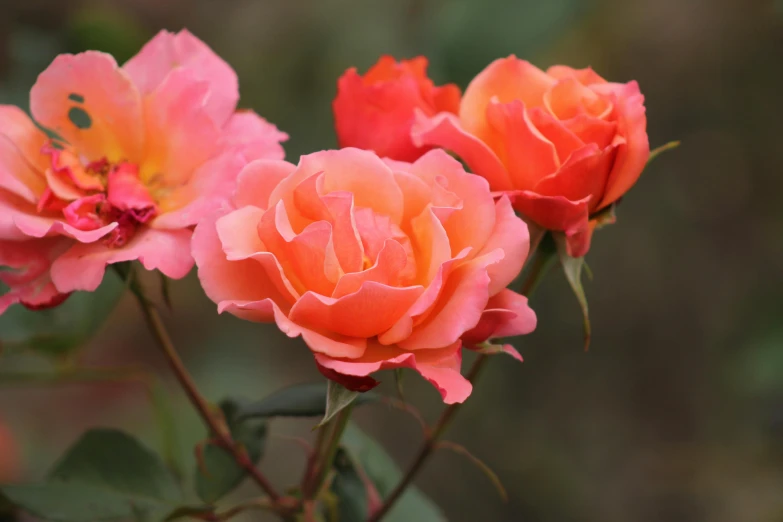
top-left (1, 0), bottom-right (783, 521)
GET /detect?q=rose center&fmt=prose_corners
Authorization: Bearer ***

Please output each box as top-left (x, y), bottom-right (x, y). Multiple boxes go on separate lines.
top-left (36, 141), bottom-right (158, 248)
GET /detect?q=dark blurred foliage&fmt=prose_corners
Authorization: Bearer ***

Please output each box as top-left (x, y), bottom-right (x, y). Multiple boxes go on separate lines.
top-left (0, 0), bottom-right (782, 521)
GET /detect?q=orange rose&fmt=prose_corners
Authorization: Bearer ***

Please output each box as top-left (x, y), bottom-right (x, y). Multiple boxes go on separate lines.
top-left (414, 56), bottom-right (650, 256)
top-left (333, 56), bottom-right (461, 162)
top-left (193, 148), bottom-right (536, 403)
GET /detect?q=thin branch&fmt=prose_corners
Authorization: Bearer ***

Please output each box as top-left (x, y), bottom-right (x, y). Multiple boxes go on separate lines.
top-left (127, 270), bottom-right (285, 507)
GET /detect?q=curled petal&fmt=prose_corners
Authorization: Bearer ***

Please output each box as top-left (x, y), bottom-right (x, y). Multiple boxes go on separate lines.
top-left (0, 238), bottom-right (70, 315)
top-left (193, 211), bottom-right (296, 322)
top-left (293, 173), bottom-right (363, 274)
top-left (315, 341), bottom-right (471, 404)
top-left (332, 238), bottom-right (409, 298)
top-left (506, 190), bottom-right (590, 235)
top-left (412, 111), bottom-right (513, 191)
top-left (477, 195), bottom-right (529, 295)
top-left (408, 150), bottom-right (496, 255)
top-left (533, 143), bottom-right (617, 212)
top-left (62, 194), bottom-right (105, 231)
top-left (462, 289), bottom-right (537, 346)
top-left (398, 249), bottom-right (504, 351)
top-left (107, 163), bottom-right (157, 219)
top-left (594, 81), bottom-right (650, 208)
top-left (460, 56), bottom-right (555, 141)
top-left (289, 282), bottom-right (424, 339)
top-left (268, 149), bottom-right (404, 231)
top-left (526, 107), bottom-right (584, 163)
top-left (258, 203), bottom-right (339, 295)
top-left (484, 99), bottom-right (559, 189)
top-left (219, 298), bottom-right (367, 359)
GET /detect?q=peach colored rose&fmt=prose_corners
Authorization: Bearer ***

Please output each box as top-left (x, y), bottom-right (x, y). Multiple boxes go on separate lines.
top-left (0, 30), bottom-right (287, 312)
top-left (333, 56), bottom-right (460, 162)
top-left (0, 420), bottom-right (19, 482)
top-left (193, 148), bottom-right (536, 403)
top-left (414, 56), bottom-right (650, 256)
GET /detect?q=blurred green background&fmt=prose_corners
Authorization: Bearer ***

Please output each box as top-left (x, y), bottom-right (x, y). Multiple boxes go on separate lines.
top-left (1, 0), bottom-right (783, 521)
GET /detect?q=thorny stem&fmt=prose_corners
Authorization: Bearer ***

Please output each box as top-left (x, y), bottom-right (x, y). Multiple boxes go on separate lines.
top-left (126, 268), bottom-right (287, 510)
top-left (366, 355), bottom-right (488, 522)
top-left (367, 244), bottom-right (556, 522)
top-left (302, 404), bottom-right (355, 503)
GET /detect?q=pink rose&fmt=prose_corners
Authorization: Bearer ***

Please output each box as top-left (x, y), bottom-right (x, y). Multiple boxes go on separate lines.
top-left (193, 147), bottom-right (536, 403)
top-left (0, 30), bottom-right (287, 312)
top-left (414, 56), bottom-right (650, 256)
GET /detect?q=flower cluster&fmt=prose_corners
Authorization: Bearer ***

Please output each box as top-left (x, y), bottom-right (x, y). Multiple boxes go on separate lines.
top-left (0, 34), bottom-right (653, 403)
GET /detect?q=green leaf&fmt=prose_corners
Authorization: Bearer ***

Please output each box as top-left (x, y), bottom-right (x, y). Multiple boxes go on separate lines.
top-left (49, 429), bottom-right (181, 500)
top-left (326, 448), bottom-right (378, 522)
top-left (2, 482), bottom-right (159, 522)
top-left (0, 428), bottom-right (201, 522)
top-left (554, 234), bottom-right (591, 351)
top-left (234, 382), bottom-right (379, 421)
top-left (0, 275), bottom-right (124, 360)
top-left (318, 381), bottom-right (359, 427)
top-left (194, 399), bottom-right (268, 505)
top-left (341, 424), bottom-right (445, 521)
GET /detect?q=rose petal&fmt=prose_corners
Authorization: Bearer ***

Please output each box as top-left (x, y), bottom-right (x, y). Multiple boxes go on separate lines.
top-left (399, 249), bottom-right (504, 350)
top-left (139, 67), bottom-right (219, 187)
top-left (0, 106), bottom-right (48, 201)
top-left (218, 110), bottom-right (288, 160)
top-left (51, 227), bottom-right (193, 292)
top-left (123, 29), bottom-right (238, 126)
top-left (506, 190), bottom-right (590, 234)
top-left (257, 201), bottom-right (338, 296)
top-left (485, 99), bottom-right (560, 189)
top-left (294, 173), bottom-right (363, 274)
top-left (290, 281), bottom-right (424, 339)
top-left (594, 81), bottom-right (650, 208)
top-left (315, 341), bottom-right (471, 404)
top-left (31, 52), bottom-right (143, 162)
top-left (220, 298), bottom-right (367, 359)
top-left (232, 159), bottom-right (297, 210)
top-left (533, 143), bottom-right (617, 212)
top-left (412, 110), bottom-right (513, 191)
top-left (154, 152), bottom-right (250, 229)
top-left (409, 150), bottom-right (496, 255)
top-left (546, 65), bottom-right (606, 86)
top-left (527, 107), bottom-right (584, 163)
top-left (477, 195), bottom-right (529, 295)
top-left (107, 163), bottom-right (156, 218)
top-left (332, 238), bottom-right (410, 298)
top-left (460, 56), bottom-right (555, 142)
top-left (462, 289), bottom-right (537, 345)
top-left (193, 211), bottom-right (296, 321)
top-left (0, 238), bottom-right (69, 315)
